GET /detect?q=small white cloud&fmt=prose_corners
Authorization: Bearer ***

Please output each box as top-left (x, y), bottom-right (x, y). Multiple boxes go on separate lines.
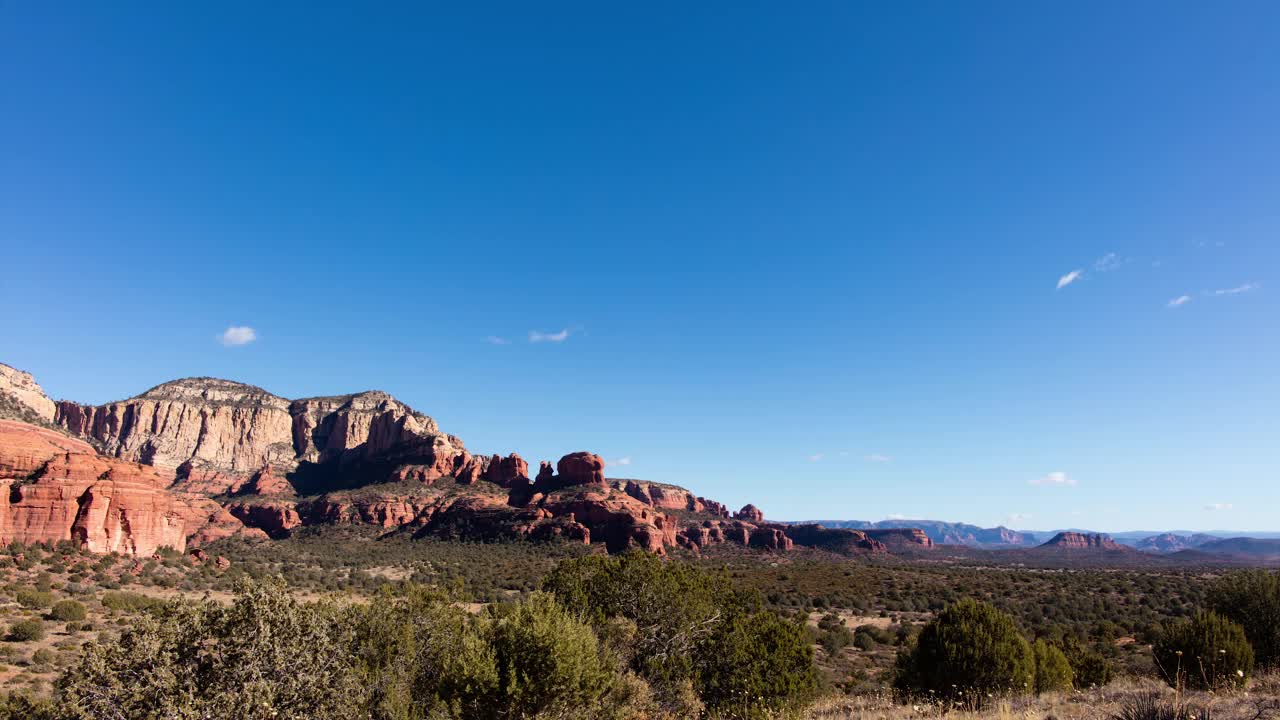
top-left (1007, 512), bottom-right (1031, 523)
top-left (612, 457), bottom-right (632, 466)
top-left (886, 513), bottom-right (909, 520)
top-left (806, 453), bottom-right (825, 463)
top-left (218, 326), bottom-right (257, 347)
top-left (1212, 283), bottom-right (1259, 296)
top-left (529, 329), bottom-right (570, 343)
top-left (485, 336), bottom-right (510, 345)
top-left (1029, 471), bottom-right (1076, 487)
top-left (1167, 295), bottom-right (1192, 308)
top-left (1205, 502), bottom-right (1233, 511)
top-left (864, 454), bottom-right (893, 463)
top-left (1094, 253), bottom-right (1122, 272)
top-left (1056, 270), bottom-right (1084, 290)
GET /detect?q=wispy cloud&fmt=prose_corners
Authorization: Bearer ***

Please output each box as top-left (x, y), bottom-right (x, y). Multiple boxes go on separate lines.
top-left (886, 513), bottom-right (909, 520)
top-left (529, 329), bottom-right (570, 343)
top-left (1056, 270), bottom-right (1084, 290)
top-left (1094, 253), bottom-right (1122, 272)
top-left (806, 453), bottom-right (825, 463)
top-left (864, 454), bottom-right (893, 463)
top-left (1029, 471), bottom-right (1076, 487)
top-left (218, 326), bottom-right (257, 347)
top-left (1167, 295), bottom-right (1192, 308)
top-left (612, 457), bottom-right (632, 467)
top-left (485, 336), bottom-right (510, 345)
top-left (1006, 512), bottom-right (1032, 524)
top-left (1212, 282), bottom-right (1259, 296)
top-left (1205, 502), bottom-right (1233, 511)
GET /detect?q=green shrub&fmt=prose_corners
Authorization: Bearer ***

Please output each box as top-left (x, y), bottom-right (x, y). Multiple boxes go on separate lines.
top-left (352, 584), bottom-right (499, 719)
top-left (1208, 570), bottom-right (1280, 669)
top-left (49, 600), bottom-right (87, 622)
top-left (697, 609), bottom-right (818, 719)
top-left (1032, 639), bottom-right (1073, 694)
top-left (58, 579), bottom-right (367, 719)
top-left (542, 552), bottom-right (816, 717)
top-left (1153, 610), bottom-right (1253, 691)
top-left (6, 620), bottom-right (44, 643)
top-left (0, 694), bottom-right (59, 720)
top-left (818, 614), bottom-right (853, 654)
top-left (14, 589), bottom-right (52, 610)
top-left (894, 599), bottom-right (1034, 707)
top-left (487, 592), bottom-right (620, 718)
top-left (30, 648), bottom-right (55, 667)
top-left (99, 591), bottom-right (161, 613)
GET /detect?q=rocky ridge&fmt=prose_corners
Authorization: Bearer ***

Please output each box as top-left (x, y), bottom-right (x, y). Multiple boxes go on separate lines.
top-left (1, 366), bottom-right (925, 558)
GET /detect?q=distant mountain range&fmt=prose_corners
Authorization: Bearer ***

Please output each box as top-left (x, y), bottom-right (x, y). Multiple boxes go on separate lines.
top-left (795, 519), bottom-right (1280, 553)
top-left (796, 520), bottom-right (1037, 548)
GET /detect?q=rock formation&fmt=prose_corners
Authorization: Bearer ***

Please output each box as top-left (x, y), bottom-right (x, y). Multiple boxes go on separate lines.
top-left (53, 379), bottom-right (478, 489)
top-left (0, 363), bottom-right (57, 424)
top-left (555, 452), bottom-right (606, 486)
top-left (1039, 532), bottom-right (1124, 550)
top-left (0, 419), bottom-right (253, 555)
top-left (781, 524), bottom-right (887, 554)
top-left (863, 527), bottom-right (934, 549)
top-left (2, 366), bottom-right (912, 558)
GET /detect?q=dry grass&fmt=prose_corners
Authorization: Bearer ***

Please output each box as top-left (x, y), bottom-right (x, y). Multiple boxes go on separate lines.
top-left (805, 674), bottom-right (1280, 720)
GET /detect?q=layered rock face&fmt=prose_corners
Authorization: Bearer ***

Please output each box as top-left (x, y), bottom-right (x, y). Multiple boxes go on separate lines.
top-left (0, 364), bottom-right (57, 424)
top-left (0, 420), bottom-right (251, 555)
top-left (54, 379), bottom-right (472, 488)
top-left (864, 527), bottom-right (934, 549)
top-left (1040, 532), bottom-right (1123, 550)
top-left (614, 480), bottom-right (729, 516)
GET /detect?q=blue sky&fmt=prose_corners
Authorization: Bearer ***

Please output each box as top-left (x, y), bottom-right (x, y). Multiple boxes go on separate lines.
top-left (2, 2), bottom-right (1277, 531)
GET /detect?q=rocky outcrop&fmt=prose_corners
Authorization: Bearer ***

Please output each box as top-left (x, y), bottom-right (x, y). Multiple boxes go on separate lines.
top-left (782, 524), bottom-right (887, 554)
top-left (864, 527), bottom-right (934, 549)
top-left (0, 419), bottom-right (252, 555)
top-left (0, 364), bottom-right (56, 424)
top-left (482, 454), bottom-right (529, 488)
top-left (749, 526), bottom-right (793, 551)
top-left (53, 379), bottom-right (480, 489)
top-left (24, 370), bottom-right (807, 557)
top-left (1039, 532), bottom-right (1124, 550)
top-left (614, 480), bottom-right (728, 516)
top-left (555, 452), bottom-right (606, 486)
top-left (1134, 533), bottom-right (1221, 554)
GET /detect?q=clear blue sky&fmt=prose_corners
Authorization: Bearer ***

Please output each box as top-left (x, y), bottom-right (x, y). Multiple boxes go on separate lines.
top-left (2, 2), bottom-right (1276, 532)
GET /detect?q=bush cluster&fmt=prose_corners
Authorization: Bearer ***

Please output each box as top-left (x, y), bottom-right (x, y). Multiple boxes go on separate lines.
top-left (1207, 570), bottom-right (1280, 670)
top-left (543, 552), bottom-right (818, 719)
top-left (893, 599), bottom-right (1035, 707)
top-left (1152, 610), bottom-right (1253, 691)
top-left (26, 554), bottom-right (818, 720)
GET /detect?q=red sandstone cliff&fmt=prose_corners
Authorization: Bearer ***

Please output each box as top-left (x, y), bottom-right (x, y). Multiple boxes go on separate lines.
top-left (0, 420), bottom-right (253, 555)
